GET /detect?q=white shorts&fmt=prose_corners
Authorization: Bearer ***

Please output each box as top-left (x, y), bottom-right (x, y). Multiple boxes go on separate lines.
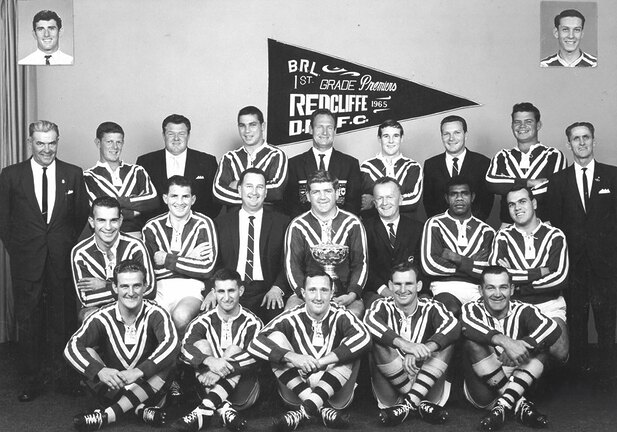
top-left (533, 295), bottom-right (567, 322)
top-left (430, 281), bottom-right (481, 305)
top-left (155, 278), bottom-right (204, 313)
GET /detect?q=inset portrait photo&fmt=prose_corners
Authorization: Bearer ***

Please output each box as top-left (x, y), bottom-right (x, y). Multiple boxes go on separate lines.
top-left (17, 0), bottom-right (74, 66)
top-left (540, 2), bottom-right (597, 68)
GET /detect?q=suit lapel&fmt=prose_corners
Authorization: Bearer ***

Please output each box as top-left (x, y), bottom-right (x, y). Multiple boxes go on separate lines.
top-left (259, 209), bottom-right (272, 259)
top-left (438, 153), bottom-right (450, 178)
top-left (183, 149), bottom-right (195, 179)
top-left (587, 163), bottom-right (605, 214)
top-left (376, 219), bottom-right (393, 250)
top-left (567, 166), bottom-right (586, 214)
top-left (230, 210), bottom-right (241, 263)
top-left (304, 149), bottom-right (318, 173)
top-left (22, 160), bottom-right (42, 219)
top-left (49, 162), bottom-right (65, 225)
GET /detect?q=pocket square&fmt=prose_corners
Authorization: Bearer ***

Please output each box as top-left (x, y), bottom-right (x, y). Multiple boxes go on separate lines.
top-left (195, 175), bottom-right (205, 180)
top-left (599, 188), bottom-right (611, 194)
top-left (67, 189), bottom-right (74, 195)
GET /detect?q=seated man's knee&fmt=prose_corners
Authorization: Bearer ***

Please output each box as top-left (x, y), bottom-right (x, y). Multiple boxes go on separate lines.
top-left (347, 299), bottom-right (364, 319)
top-left (268, 331), bottom-right (292, 349)
top-left (463, 338), bottom-right (491, 361)
top-left (372, 341), bottom-right (397, 364)
top-left (434, 293), bottom-right (462, 317)
top-left (285, 294), bottom-right (303, 311)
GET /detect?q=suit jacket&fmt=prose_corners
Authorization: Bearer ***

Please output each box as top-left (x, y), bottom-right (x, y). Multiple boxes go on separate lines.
top-left (423, 149), bottom-right (494, 222)
top-left (363, 214), bottom-right (424, 294)
top-left (284, 148), bottom-right (362, 217)
top-left (136, 148), bottom-right (221, 219)
top-left (547, 162), bottom-right (617, 277)
top-left (0, 158), bottom-right (89, 300)
top-left (215, 207), bottom-right (290, 294)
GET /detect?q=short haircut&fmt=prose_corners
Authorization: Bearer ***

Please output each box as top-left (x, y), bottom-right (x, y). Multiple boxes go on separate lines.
top-left (90, 196), bottom-right (121, 217)
top-left (96, 122), bottom-right (124, 140)
top-left (212, 268), bottom-right (243, 286)
top-left (374, 176), bottom-right (401, 191)
top-left (167, 175), bottom-right (193, 194)
top-left (238, 167), bottom-right (266, 186)
top-left (238, 106), bottom-right (264, 124)
top-left (113, 259), bottom-right (146, 285)
top-left (162, 114), bottom-right (191, 133)
top-left (310, 108), bottom-right (336, 127)
top-left (377, 119), bottom-right (404, 137)
top-left (32, 10), bottom-right (62, 30)
top-left (440, 115), bottom-right (468, 133)
top-left (445, 175), bottom-right (474, 195)
top-left (29, 120), bottom-right (59, 138)
top-left (307, 170), bottom-right (338, 190)
top-left (390, 262), bottom-right (421, 281)
top-left (511, 102), bottom-right (541, 122)
top-left (565, 122), bottom-right (595, 141)
top-left (506, 184), bottom-right (535, 202)
top-left (304, 269), bottom-right (333, 289)
top-left (481, 265), bottom-right (511, 285)
top-left (554, 9), bottom-right (585, 29)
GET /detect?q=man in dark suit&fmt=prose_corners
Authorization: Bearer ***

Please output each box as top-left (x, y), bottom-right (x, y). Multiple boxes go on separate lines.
top-left (0, 120), bottom-right (89, 401)
top-left (213, 167), bottom-right (290, 323)
top-left (284, 108), bottom-right (362, 217)
top-left (547, 122), bottom-right (617, 375)
top-left (363, 177), bottom-right (424, 307)
top-left (136, 114), bottom-right (220, 220)
top-left (423, 115), bottom-right (494, 222)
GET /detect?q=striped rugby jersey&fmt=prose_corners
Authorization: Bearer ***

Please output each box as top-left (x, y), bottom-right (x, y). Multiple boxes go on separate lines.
top-left (71, 233), bottom-right (155, 307)
top-left (181, 306), bottom-right (262, 373)
top-left (285, 209), bottom-right (368, 298)
top-left (364, 297), bottom-right (460, 353)
top-left (540, 51), bottom-right (597, 67)
top-left (64, 300), bottom-right (179, 381)
top-left (360, 155), bottom-right (423, 212)
top-left (213, 143), bottom-right (287, 205)
top-left (142, 212), bottom-right (218, 281)
top-left (421, 212), bottom-right (495, 284)
top-left (490, 222), bottom-right (568, 304)
top-left (248, 302), bottom-right (370, 364)
top-left (461, 298), bottom-right (561, 351)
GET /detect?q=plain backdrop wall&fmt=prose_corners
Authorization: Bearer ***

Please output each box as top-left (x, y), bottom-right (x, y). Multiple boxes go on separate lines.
top-left (30, 0), bottom-right (616, 178)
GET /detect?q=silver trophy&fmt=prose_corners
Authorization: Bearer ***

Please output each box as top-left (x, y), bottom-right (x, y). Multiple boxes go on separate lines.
top-left (310, 225), bottom-right (349, 294)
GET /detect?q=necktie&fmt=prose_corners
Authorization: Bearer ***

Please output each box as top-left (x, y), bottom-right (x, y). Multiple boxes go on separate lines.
top-left (245, 216), bottom-right (255, 282)
top-left (44, 55), bottom-right (51, 65)
top-left (387, 223), bottom-right (396, 249)
top-left (582, 167), bottom-right (589, 211)
top-left (42, 167), bottom-right (48, 222)
top-left (452, 157), bottom-right (459, 177)
top-left (318, 154), bottom-right (326, 171)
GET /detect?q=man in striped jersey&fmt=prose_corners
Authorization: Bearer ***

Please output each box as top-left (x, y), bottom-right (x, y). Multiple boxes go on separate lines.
top-left (72, 196), bottom-right (155, 321)
top-left (364, 262), bottom-right (459, 426)
top-left (173, 268), bottom-right (262, 432)
top-left (486, 103), bottom-right (566, 225)
top-left (540, 9), bottom-right (597, 67)
top-left (142, 175), bottom-right (218, 335)
top-left (462, 266), bottom-right (562, 431)
top-left (284, 170), bottom-right (368, 318)
top-left (360, 120), bottom-right (423, 217)
top-left (84, 122), bottom-right (158, 237)
top-left (65, 260), bottom-right (179, 431)
top-left (213, 106), bottom-right (288, 208)
top-left (248, 270), bottom-right (371, 431)
top-left (490, 186), bottom-right (569, 364)
top-left (421, 176), bottom-right (495, 317)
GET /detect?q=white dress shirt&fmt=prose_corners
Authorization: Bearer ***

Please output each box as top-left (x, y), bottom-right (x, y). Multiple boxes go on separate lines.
top-left (31, 158), bottom-right (56, 223)
top-left (446, 148), bottom-right (467, 177)
top-left (312, 147), bottom-right (333, 171)
top-left (237, 208), bottom-right (264, 281)
top-left (166, 149), bottom-right (187, 178)
top-left (574, 159), bottom-right (595, 211)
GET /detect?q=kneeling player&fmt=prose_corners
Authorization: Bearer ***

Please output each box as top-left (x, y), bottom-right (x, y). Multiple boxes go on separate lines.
top-left (364, 262), bottom-right (459, 426)
top-left (64, 260), bottom-right (179, 431)
top-left (462, 266), bottom-right (561, 431)
top-left (249, 270), bottom-right (371, 431)
top-left (173, 269), bottom-right (263, 432)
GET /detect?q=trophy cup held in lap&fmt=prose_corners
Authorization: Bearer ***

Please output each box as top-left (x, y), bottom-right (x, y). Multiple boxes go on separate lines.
top-left (310, 234), bottom-right (349, 295)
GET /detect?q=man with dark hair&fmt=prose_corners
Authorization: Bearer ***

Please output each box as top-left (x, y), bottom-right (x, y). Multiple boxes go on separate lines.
top-left (364, 262), bottom-right (459, 427)
top-left (360, 120), bottom-right (423, 217)
top-left (486, 103), bottom-right (566, 225)
top-left (284, 108), bottom-right (362, 216)
top-left (19, 9), bottom-right (74, 65)
top-left (213, 106), bottom-right (288, 207)
top-left (249, 270), bottom-right (371, 431)
top-left (547, 122), bottom-right (617, 376)
top-left (0, 120), bottom-right (89, 401)
top-left (65, 260), bottom-right (179, 431)
top-left (84, 121), bottom-right (158, 237)
top-left (174, 268), bottom-right (263, 432)
top-left (284, 170), bottom-right (368, 318)
top-left (214, 168), bottom-right (290, 323)
top-left (424, 115), bottom-right (494, 221)
top-left (137, 114), bottom-right (220, 219)
top-left (421, 176), bottom-right (495, 317)
top-left (541, 9), bottom-right (597, 67)
top-left (72, 196), bottom-right (155, 321)
top-left (362, 176), bottom-right (423, 307)
top-left (462, 266), bottom-right (561, 431)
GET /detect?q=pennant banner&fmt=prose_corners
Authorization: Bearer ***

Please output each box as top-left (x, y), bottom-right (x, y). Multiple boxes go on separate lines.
top-left (267, 39), bottom-right (479, 146)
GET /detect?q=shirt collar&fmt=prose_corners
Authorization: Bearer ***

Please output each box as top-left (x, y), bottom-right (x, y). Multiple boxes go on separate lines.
top-left (94, 233), bottom-right (121, 255)
top-left (380, 215), bottom-right (400, 231)
top-left (574, 159), bottom-right (595, 173)
top-left (240, 207), bottom-right (264, 219)
top-left (445, 148), bottom-right (467, 163)
top-left (165, 211), bottom-right (192, 229)
top-left (30, 158), bottom-right (56, 172)
top-left (114, 301), bottom-right (145, 323)
top-left (95, 160), bottom-right (124, 172)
